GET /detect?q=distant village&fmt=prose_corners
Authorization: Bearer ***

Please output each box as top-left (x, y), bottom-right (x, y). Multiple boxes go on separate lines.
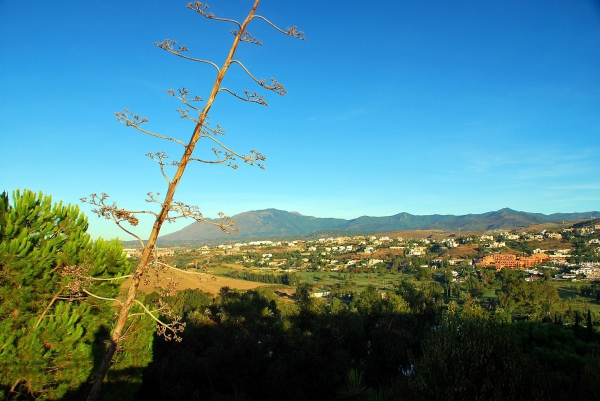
top-left (124, 218), bottom-right (600, 284)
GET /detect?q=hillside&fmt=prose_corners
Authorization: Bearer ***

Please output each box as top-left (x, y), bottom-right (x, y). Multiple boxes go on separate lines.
top-left (157, 208), bottom-right (599, 242)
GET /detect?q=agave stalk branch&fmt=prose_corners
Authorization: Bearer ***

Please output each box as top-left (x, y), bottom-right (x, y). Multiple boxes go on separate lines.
top-left (87, 3), bottom-right (261, 399)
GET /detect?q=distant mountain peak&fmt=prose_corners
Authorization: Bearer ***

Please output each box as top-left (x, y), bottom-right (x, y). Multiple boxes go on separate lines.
top-left (498, 207), bottom-right (517, 213)
top-left (157, 208), bottom-right (600, 242)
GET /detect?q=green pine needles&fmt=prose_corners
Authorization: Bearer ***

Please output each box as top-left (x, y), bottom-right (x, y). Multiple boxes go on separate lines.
top-left (0, 189), bottom-right (148, 400)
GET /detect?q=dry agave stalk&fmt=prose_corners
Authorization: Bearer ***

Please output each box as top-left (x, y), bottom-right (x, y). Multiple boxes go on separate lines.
top-left (79, 2), bottom-right (304, 400)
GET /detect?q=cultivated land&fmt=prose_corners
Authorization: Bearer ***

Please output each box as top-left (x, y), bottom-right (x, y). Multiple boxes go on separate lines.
top-left (122, 270), bottom-right (269, 296)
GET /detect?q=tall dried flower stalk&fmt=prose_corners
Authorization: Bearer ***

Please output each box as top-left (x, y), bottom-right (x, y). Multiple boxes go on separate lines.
top-left (80, 2), bottom-right (304, 399)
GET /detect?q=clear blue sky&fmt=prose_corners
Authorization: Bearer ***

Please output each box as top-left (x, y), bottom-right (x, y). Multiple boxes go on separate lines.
top-left (1, 1), bottom-right (599, 240)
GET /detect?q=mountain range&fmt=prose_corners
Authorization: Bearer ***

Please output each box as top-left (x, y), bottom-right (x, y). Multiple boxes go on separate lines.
top-left (157, 208), bottom-right (599, 243)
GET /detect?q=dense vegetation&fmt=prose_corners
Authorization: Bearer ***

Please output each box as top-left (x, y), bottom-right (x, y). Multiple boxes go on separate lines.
top-left (2, 189), bottom-right (600, 400)
top-left (0, 190), bottom-right (153, 400)
top-left (138, 283), bottom-right (600, 401)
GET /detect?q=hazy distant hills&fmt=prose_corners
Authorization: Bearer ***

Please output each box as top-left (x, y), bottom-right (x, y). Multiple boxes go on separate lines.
top-left (157, 208), bottom-right (599, 242)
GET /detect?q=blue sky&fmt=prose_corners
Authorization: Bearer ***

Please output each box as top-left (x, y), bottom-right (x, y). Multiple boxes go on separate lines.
top-left (1, 0), bottom-right (599, 240)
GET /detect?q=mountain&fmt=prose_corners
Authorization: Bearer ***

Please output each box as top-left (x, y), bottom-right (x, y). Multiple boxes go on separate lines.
top-left (157, 208), bottom-right (599, 242)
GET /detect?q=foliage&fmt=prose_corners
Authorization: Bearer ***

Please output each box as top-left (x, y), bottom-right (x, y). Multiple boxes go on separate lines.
top-left (336, 369), bottom-right (370, 400)
top-left (408, 301), bottom-right (534, 401)
top-left (413, 266), bottom-right (431, 281)
top-left (1, 189), bottom-right (91, 324)
top-left (395, 279), bottom-right (443, 316)
top-left (138, 284), bottom-right (427, 401)
top-left (229, 270), bottom-right (300, 285)
top-left (464, 274), bottom-right (485, 298)
top-left (1, 302), bottom-right (100, 400)
top-left (133, 277), bottom-right (600, 401)
top-left (496, 269), bottom-right (559, 319)
top-left (402, 300), bottom-right (600, 400)
top-left (0, 189), bottom-right (145, 400)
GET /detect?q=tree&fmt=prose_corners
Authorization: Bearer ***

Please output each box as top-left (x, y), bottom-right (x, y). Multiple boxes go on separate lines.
top-left (465, 275), bottom-right (485, 299)
top-left (409, 302), bottom-right (532, 401)
top-left (414, 266), bottom-right (431, 281)
top-left (295, 282), bottom-right (314, 312)
top-left (77, 2), bottom-right (304, 399)
top-left (0, 189), bottom-right (137, 400)
top-left (496, 270), bottom-right (559, 320)
top-left (353, 285), bottom-right (384, 316)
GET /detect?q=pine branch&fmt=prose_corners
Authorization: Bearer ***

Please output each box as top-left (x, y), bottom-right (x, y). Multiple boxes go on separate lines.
top-left (34, 288), bottom-right (63, 329)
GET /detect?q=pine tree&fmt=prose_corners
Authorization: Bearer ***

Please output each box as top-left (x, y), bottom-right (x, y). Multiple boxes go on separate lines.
top-left (0, 190), bottom-right (91, 325)
top-left (0, 189), bottom-right (142, 400)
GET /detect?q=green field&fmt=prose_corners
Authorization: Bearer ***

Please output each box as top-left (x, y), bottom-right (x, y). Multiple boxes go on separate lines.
top-left (207, 264), bottom-right (600, 315)
top-left (552, 281), bottom-right (600, 313)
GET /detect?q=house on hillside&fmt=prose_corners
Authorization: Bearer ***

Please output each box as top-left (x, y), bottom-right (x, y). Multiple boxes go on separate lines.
top-left (572, 218), bottom-right (600, 231)
top-left (310, 289), bottom-right (331, 298)
top-left (444, 239), bottom-right (459, 248)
